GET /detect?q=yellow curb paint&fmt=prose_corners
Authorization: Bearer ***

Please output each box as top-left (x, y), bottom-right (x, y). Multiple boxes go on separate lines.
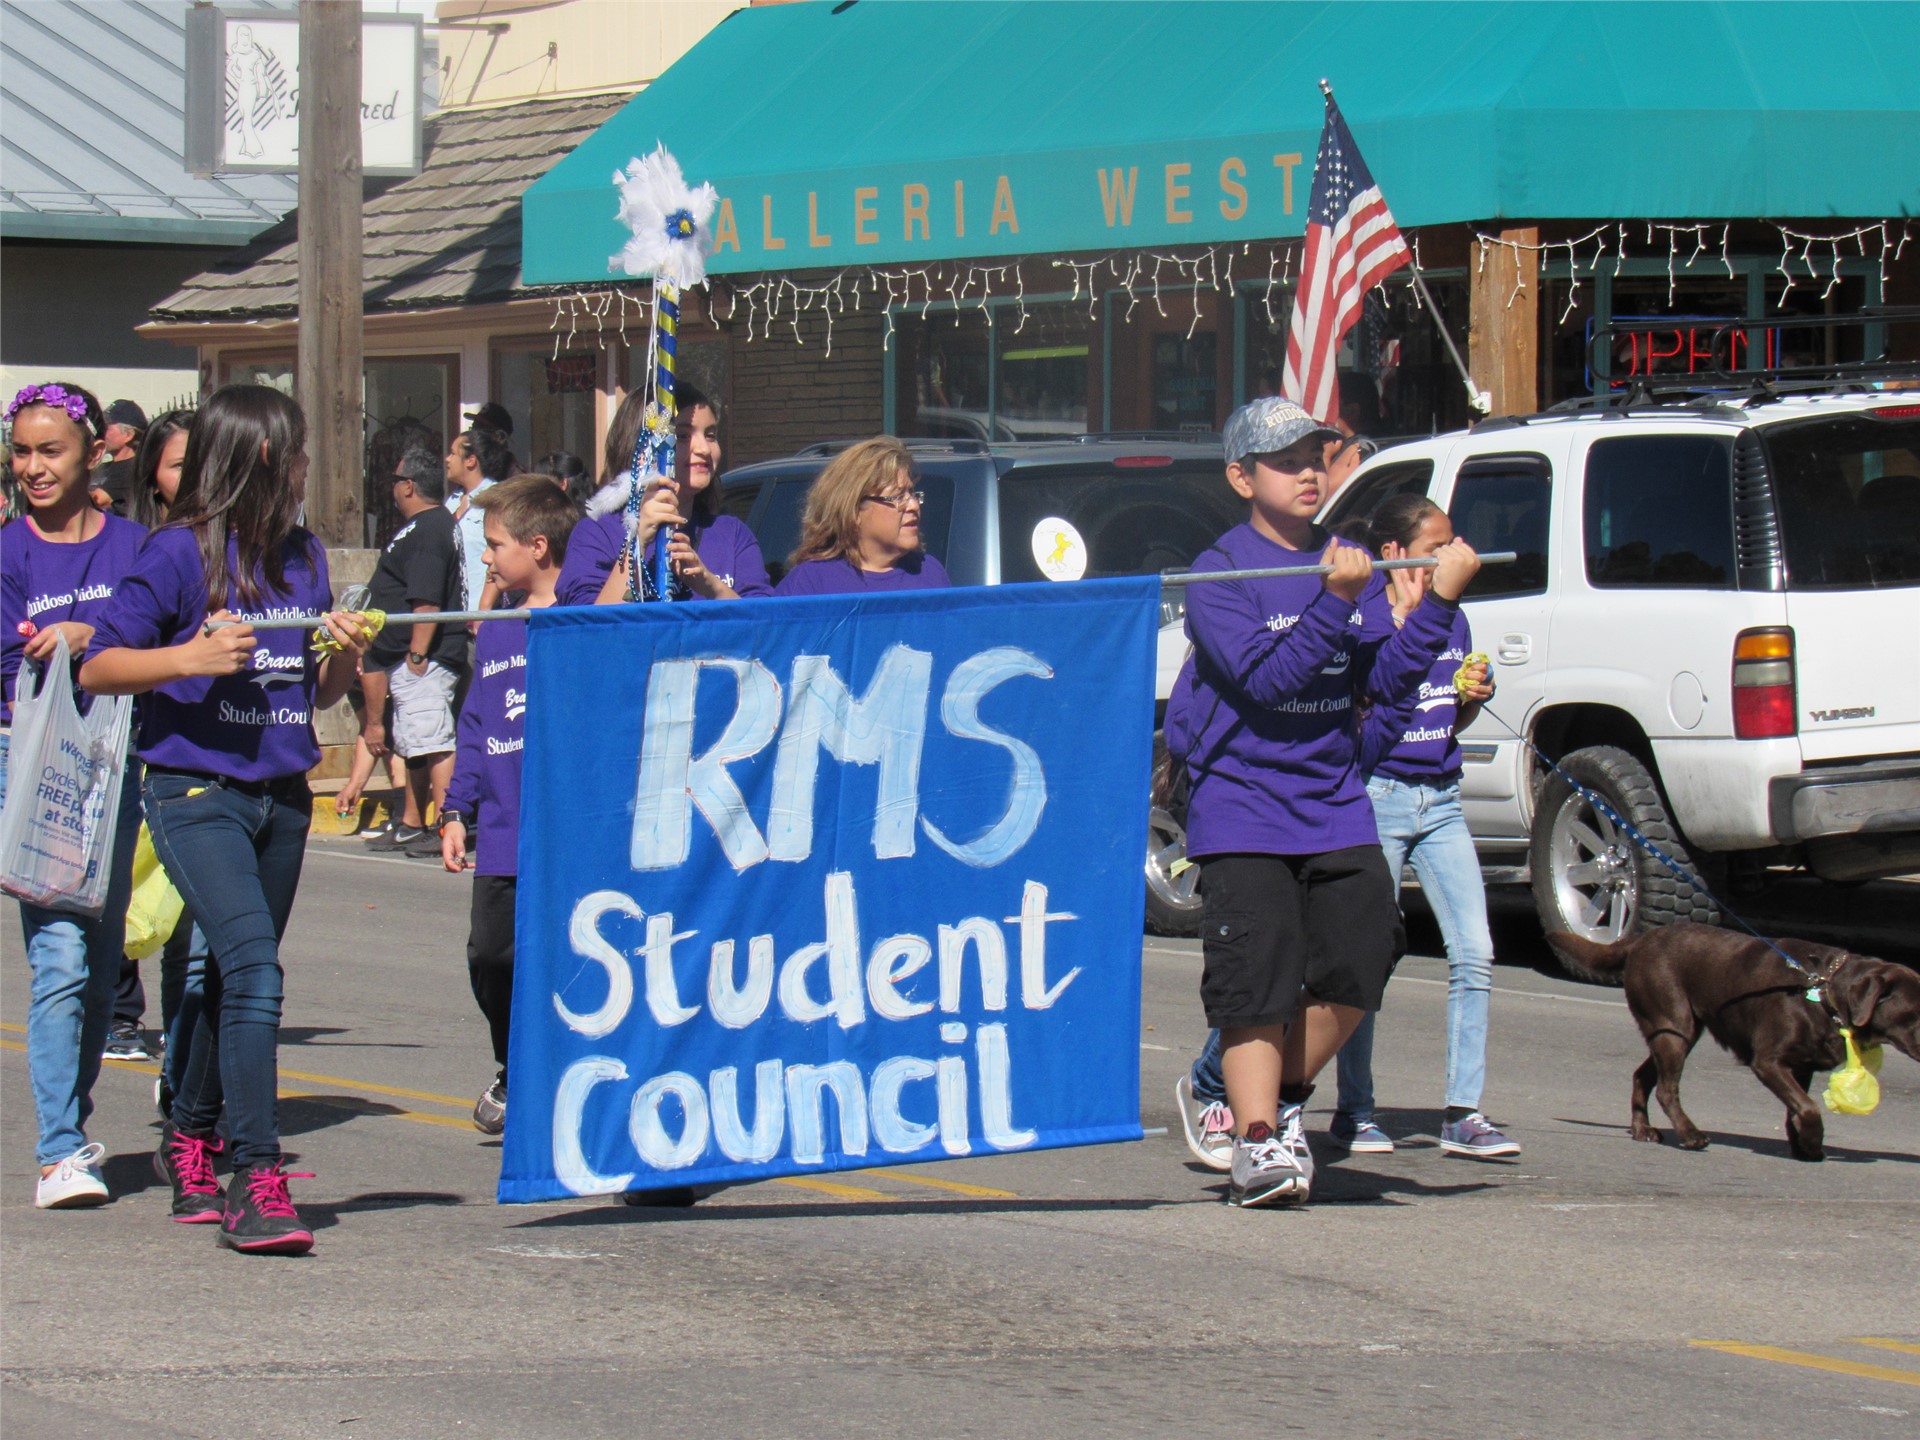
top-left (1850, 1338), bottom-right (1920, 1357)
top-left (869, 1169), bottom-right (1018, 1199)
top-left (1692, 1341), bottom-right (1920, 1387)
top-left (774, 1175), bottom-right (896, 1201)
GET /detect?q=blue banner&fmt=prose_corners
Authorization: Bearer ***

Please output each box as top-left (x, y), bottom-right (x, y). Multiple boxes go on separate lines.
top-left (499, 578), bottom-right (1158, 1203)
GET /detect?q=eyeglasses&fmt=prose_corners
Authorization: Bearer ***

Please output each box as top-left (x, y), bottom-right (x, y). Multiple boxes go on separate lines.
top-left (863, 489), bottom-right (926, 510)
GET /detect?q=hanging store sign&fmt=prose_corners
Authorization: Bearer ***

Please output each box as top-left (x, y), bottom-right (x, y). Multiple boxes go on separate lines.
top-left (185, 7), bottom-right (424, 177)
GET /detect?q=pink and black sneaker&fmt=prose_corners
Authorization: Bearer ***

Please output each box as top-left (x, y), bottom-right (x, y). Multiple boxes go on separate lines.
top-left (217, 1161), bottom-right (314, 1255)
top-left (153, 1122), bottom-right (225, 1224)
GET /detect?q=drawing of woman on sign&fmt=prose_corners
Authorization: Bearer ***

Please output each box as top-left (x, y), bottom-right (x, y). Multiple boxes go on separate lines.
top-left (227, 25), bottom-right (272, 159)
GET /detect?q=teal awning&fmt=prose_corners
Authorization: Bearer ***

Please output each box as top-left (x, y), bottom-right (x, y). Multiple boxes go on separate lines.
top-left (523, 0), bottom-right (1920, 286)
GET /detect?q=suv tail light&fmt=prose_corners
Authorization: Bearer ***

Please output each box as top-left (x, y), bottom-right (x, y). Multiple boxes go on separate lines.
top-left (1113, 455), bottom-right (1173, 468)
top-left (1732, 627), bottom-right (1796, 738)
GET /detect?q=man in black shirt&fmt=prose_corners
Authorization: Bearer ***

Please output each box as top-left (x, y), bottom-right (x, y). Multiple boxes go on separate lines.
top-left (361, 446), bottom-right (469, 856)
top-left (90, 399), bottom-right (147, 512)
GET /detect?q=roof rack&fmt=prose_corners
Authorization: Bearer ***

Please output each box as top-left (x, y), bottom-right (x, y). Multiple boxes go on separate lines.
top-left (1073, 430), bottom-right (1222, 445)
top-left (796, 438), bottom-right (991, 457)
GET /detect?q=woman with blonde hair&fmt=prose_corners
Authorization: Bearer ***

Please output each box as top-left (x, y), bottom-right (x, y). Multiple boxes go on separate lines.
top-left (774, 436), bottom-right (950, 595)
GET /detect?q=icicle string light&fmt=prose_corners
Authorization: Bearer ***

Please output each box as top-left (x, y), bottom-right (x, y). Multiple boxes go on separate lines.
top-left (543, 219), bottom-right (1911, 358)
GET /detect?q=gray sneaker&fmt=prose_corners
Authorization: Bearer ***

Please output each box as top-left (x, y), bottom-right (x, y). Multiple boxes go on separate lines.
top-left (1328, 1114), bottom-right (1395, 1153)
top-left (472, 1077), bottom-right (506, 1135)
top-left (1174, 1074), bottom-right (1235, 1172)
top-left (1277, 1103), bottom-right (1316, 1197)
top-left (1229, 1129), bottom-right (1307, 1208)
top-left (1441, 1112), bottom-right (1521, 1159)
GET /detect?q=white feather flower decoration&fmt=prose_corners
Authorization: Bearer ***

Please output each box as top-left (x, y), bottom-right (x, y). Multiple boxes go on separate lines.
top-left (610, 143), bottom-right (718, 288)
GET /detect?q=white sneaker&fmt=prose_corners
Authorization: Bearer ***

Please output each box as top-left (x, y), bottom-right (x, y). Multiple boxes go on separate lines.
top-left (35, 1142), bottom-right (109, 1209)
top-left (1229, 1131), bottom-right (1307, 1208)
top-left (1277, 1103), bottom-right (1316, 1199)
top-left (1174, 1074), bottom-right (1235, 1172)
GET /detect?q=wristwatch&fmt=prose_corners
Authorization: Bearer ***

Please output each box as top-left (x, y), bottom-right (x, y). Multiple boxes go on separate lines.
top-left (407, 650), bottom-right (427, 664)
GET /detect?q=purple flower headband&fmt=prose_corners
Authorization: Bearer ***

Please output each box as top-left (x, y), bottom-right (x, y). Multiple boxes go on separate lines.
top-left (5, 383), bottom-right (95, 433)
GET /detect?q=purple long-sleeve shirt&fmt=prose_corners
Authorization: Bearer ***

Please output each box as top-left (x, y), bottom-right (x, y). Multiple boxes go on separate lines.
top-left (555, 510), bottom-right (771, 605)
top-left (86, 528), bottom-right (332, 782)
top-left (443, 614), bottom-right (527, 876)
top-left (1370, 603), bottom-right (1473, 784)
top-left (773, 552), bottom-right (951, 596)
top-left (1, 513), bottom-right (146, 723)
top-left (1162, 523), bottom-right (1460, 857)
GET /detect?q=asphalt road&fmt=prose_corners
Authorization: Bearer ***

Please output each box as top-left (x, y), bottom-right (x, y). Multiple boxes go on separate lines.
top-left (4, 841), bottom-right (1917, 1439)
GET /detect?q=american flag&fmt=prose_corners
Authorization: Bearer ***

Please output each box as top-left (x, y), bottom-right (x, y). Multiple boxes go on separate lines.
top-left (1281, 91), bottom-right (1410, 425)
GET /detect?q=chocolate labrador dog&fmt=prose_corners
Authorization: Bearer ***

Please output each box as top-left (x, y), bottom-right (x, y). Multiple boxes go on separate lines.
top-left (1549, 923), bottom-right (1920, 1161)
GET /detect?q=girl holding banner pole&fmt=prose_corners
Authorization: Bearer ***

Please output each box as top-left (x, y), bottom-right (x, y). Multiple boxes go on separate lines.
top-left (559, 383), bottom-right (770, 605)
top-left (81, 385), bottom-right (375, 1254)
top-left (2, 380), bottom-right (147, 1208)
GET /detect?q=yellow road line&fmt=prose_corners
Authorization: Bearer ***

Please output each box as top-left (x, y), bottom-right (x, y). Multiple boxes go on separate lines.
top-left (1850, 1338), bottom-right (1920, 1357)
top-left (5, 1038), bottom-right (473, 1130)
top-left (277, 1067), bottom-right (470, 1110)
top-left (5, 1022), bottom-right (472, 1110)
top-left (774, 1175), bottom-right (895, 1201)
top-left (869, 1168), bottom-right (1018, 1199)
top-left (1692, 1341), bottom-right (1920, 1387)
top-left (278, 1089), bottom-right (475, 1130)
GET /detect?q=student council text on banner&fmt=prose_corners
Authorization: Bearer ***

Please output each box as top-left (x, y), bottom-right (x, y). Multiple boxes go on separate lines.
top-left (499, 578), bottom-right (1159, 1203)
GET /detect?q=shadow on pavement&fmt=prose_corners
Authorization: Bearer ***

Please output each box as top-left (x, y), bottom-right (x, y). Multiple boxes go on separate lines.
top-left (298, 1191), bottom-right (467, 1231)
top-left (280, 1025), bottom-right (423, 1050)
top-left (510, 1196), bottom-right (1177, 1227)
top-left (1555, 1113), bottom-right (1920, 1166)
top-left (279, 1093), bottom-right (406, 1137)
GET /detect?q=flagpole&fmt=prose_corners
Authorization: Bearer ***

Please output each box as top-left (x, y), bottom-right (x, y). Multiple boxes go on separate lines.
top-left (1318, 79), bottom-right (1490, 417)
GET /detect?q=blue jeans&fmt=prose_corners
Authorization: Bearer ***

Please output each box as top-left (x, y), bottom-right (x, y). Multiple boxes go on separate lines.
top-left (1336, 776), bottom-right (1495, 1117)
top-left (2, 732), bottom-right (144, 1165)
top-left (1188, 779), bottom-right (1496, 1116)
top-left (142, 768), bottom-right (311, 1169)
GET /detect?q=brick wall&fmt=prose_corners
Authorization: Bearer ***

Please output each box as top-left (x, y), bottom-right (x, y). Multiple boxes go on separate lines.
top-left (723, 307), bottom-right (886, 467)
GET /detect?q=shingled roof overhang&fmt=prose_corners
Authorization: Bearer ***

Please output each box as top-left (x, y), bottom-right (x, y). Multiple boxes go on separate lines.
top-left (144, 93), bottom-right (632, 336)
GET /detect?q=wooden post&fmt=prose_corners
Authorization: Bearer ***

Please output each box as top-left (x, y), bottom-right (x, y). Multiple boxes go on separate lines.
top-left (297, 0), bottom-right (364, 548)
top-left (1468, 225), bottom-right (1540, 417)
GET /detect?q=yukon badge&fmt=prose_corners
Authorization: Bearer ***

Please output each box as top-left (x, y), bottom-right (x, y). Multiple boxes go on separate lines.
top-left (1808, 705), bottom-right (1876, 723)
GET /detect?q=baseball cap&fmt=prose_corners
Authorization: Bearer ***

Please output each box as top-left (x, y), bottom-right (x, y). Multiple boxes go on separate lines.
top-left (465, 401), bottom-right (513, 437)
top-left (104, 399), bottom-right (148, 432)
top-left (1222, 397), bottom-right (1341, 466)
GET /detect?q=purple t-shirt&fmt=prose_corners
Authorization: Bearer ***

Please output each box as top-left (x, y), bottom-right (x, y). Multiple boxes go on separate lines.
top-left (555, 510), bottom-right (772, 605)
top-left (774, 552), bottom-right (951, 596)
top-left (443, 614), bottom-right (527, 876)
top-left (1372, 602), bottom-right (1474, 784)
top-left (1162, 523), bottom-right (1459, 857)
top-left (1, 513), bottom-right (146, 723)
top-left (86, 527), bottom-right (333, 782)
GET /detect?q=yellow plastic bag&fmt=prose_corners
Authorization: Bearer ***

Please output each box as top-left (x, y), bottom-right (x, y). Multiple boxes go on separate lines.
top-left (1822, 1026), bottom-right (1884, 1116)
top-left (123, 822), bottom-right (185, 961)
top-left (1453, 651), bottom-right (1490, 695)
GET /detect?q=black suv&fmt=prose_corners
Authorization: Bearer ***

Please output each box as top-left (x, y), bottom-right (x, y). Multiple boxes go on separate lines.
top-left (719, 434), bottom-right (1238, 933)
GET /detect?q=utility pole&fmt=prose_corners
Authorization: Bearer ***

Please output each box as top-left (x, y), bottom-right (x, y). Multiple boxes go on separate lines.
top-left (297, 0), bottom-right (364, 549)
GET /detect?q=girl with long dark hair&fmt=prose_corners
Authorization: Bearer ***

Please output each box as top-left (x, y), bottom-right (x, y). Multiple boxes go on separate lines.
top-left (124, 408), bottom-right (194, 531)
top-left (555, 383), bottom-right (771, 603)
top-left (1, 381), bottom-right (147, 1207)
top-left (81, 384), bottom-right (374, 1254)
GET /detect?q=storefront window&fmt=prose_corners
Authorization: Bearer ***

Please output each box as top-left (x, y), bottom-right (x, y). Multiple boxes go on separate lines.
top-left (995, 306), bottom-right (1089, 439)
top-left (1238, 276), bottom-right (1469, 439)
top-left (226, 358), bottom-right (294, 394)
top-left (496, 345), bottom-right (597, 473)
top-left (364, 356), bottom-right (455, 548)
top-left (1151, 331), bottom-right (1216, 432)
top-left (893, 302), bottom-right (1094, 442)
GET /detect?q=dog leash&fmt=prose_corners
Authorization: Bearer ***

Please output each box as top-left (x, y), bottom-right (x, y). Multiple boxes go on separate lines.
top-left (1471, 704), bottom-right (1818, 986)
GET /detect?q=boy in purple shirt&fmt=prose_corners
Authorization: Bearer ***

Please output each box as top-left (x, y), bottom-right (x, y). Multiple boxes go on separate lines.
top-left (1163, 398), bottom-right (1479, 1208)
top-left (438, 478), bottom-right (579, 1134)
top-left (773, 436), bottom-right (950, 595)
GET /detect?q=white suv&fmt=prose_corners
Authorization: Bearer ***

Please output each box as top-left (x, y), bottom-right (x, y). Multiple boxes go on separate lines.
top-left (1320, 385), bottom-right (1920, 976)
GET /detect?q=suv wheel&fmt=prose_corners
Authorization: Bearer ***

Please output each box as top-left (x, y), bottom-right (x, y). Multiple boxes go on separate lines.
top-left (1145, 805), bottom-right (1202, 936)
top-left (1528, 745), bottom-right (1719, 980)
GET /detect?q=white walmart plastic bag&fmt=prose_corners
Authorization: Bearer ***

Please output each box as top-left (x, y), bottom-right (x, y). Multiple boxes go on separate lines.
top-left (0, 632), bottom-right (132, 915)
